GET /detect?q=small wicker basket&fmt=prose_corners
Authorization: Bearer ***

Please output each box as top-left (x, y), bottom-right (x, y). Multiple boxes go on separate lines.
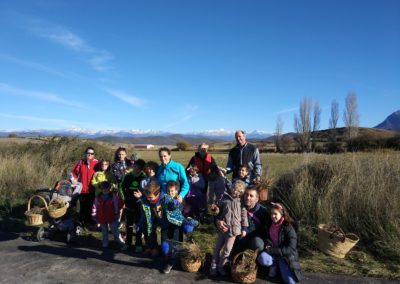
top-left (318, 224), bottom-right (359, 259)
top-left (180, 255), bottom-right (203, 272)
top-left (25, 195), bottom-right (48, 226)
top-left (230, 249), bottom-right (258, 284)
top-left (47, 197), bottom-right (69, 219)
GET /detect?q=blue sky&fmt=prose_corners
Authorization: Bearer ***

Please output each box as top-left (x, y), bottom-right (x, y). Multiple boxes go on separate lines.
top-left (0, 0), bottom-right (399, 133)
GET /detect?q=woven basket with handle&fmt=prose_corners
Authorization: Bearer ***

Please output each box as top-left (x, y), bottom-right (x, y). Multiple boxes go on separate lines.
top-left (318, 224), bottom-right (359, 259)
top-left (47, 197), bottom-right (69, 219)
top-left (25, 195), bottom-right (48, 225)
top-left (230, 249), bottom-right (258, 284)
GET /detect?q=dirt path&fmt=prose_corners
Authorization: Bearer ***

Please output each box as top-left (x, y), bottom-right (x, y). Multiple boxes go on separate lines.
top-left (0, 231), bottom-right (396, 284)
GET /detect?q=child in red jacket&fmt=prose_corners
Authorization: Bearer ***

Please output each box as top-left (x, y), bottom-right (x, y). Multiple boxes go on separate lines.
top-left (92, 181), bottom-right (127, 250)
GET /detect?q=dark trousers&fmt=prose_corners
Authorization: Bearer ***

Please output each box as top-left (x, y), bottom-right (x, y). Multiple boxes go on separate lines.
top-left (161, 224), bottom-right (180, 265)
top-left (230, 235), bottom-right (264, 259)
top-left (125, 208), bottom-right (142, 246)
top-left (79, 193), bottom-right (94, 225)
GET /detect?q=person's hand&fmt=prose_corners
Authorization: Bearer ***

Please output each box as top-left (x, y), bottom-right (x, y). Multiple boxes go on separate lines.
top-left (216, 219), bottom-right (229, 233)
top-left (133, 191), bottom-right (142, 198)
top-left (71, 178), bottom-right (77, 185)
top-left (254, 176), bottom-right (261, 184)
top-left (219, 167), bottom-right (227, 176)
top-left (241, 230), bottom-right (247, 237)
top-left (176, 195), bottom-right (183, 203)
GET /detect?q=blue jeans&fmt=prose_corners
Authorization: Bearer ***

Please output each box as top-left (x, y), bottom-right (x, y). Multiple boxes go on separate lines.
top-left (257, 251), bottom-right (297, 284)
top-left (101, 220), bottom-right (122, 247)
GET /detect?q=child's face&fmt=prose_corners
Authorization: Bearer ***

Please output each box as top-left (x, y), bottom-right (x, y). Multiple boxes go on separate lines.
top-left (145, 167), bottom-right (155, 177)
top-left (271, 208), bottom-right (283, 223)
top-left (146, 192), bottom-right (160, 202)
top-left (101, 162), bottom-right (109, 171)
top-left (239, 167), bottom-right (249, 178)
top-left (167, 186), bottom-right (178, 197)
top-left (231, 187), bottom-right (243, 199)
top-left (189, 168), bottom-right (197, 176)
top-left (118, 151), bottom-right (127, 161)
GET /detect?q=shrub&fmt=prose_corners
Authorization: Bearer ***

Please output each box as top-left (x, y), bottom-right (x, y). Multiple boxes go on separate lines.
top-left (271, 152), bottom-right (400, 261)
top-left (176, 141), bottom-right (191, 151)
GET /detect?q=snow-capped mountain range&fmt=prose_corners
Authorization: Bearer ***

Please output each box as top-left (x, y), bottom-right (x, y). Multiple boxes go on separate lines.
top-left (0, 128), bottom-right (272, 140)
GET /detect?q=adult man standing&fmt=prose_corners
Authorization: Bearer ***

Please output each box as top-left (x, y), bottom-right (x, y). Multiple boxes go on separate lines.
top-left (216, 186), bottom-right (269, 256)
top-left (226, 130), bottom-right (262, 184)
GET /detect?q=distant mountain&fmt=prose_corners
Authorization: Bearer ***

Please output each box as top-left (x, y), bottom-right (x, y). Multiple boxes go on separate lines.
top-left (374, 111), bottom-right (400, 131)
top-left (0, 128), bottom-right (272, 143)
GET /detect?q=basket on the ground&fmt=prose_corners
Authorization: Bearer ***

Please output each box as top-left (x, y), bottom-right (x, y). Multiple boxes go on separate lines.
top-left (25, 195), bottom-right (48, 225)
top-left (179, 242), bottom-right (204, 272)
top-left (317, 224), bottom-right (359, 259)
top-left (47, 197), bottom-right (69, 219)
top-left (230, 249), bottom-right (258, 284)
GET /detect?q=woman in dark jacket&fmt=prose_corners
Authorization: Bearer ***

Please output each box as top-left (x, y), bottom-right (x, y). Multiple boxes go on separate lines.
top-left (257, 202), bottom-right (302, 284)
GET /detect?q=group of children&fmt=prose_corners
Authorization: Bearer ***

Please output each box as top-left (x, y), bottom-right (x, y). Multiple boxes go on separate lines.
top-left (78, 146), bottom-right (300, 282)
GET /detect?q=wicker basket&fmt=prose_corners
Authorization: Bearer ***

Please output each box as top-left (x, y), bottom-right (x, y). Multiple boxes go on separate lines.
top-left (47, 197), bottom-right (69, 219)
top-left (25, 195), bottom-right (48, 225)
top-left (230, 249), bottom-right (258, 284)
top-left (318, 224), bottom-right (359, 259)
top-left (180, 256), bottom-right (202, 272)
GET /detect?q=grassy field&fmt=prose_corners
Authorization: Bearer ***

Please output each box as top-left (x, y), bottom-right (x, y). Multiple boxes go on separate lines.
top-left (1, 137), bottom-right (400, 279)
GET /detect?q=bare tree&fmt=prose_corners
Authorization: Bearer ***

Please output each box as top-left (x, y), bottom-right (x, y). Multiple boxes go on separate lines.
top-left (294, 97), bottom-right (312, 152)
top-left (329, 99), bottom-right (339, 129)
top-left (343, 92), bottom-right (360, 140)
top-left (274, 116), bottom-right (284, 152)
top-left (312, 100), bottom-right (321, 151)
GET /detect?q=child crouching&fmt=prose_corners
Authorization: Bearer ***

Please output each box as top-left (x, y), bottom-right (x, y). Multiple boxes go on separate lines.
top-left (210, 180), bottom-right (248, 276)
top-left (92, 181), bottom-right (126, 250)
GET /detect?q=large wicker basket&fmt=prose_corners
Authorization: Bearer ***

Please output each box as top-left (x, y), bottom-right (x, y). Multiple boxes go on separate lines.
top-left (25, 195), bottom-right (48, 225)
top-left (47, 197), bottom-right (69, 219)
top-left (230, 249), bottom-right (258, 284)
top-left (318, 224), bottom-right (359, 259)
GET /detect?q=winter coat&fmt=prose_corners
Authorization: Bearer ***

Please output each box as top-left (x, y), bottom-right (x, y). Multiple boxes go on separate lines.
top-left (140, 193), bottom-right (184, 236)
top-left (216, 192), bottom-right (249, 237)
top-left (111, 159), bottom-right (132, 183)
top-left (227, 143), bottom-right (262, 180)
top-left (71, 158), bottom-right (99, 194)
top-left (92, 192), bottom-right (121, 224)
top-left (187, 152), bottom-right (217, 180)
top-left (263, 221), bottom-right (302, 282)
top-left (91, 170), bottom-right (117, 196)
top-left (157, 160), bottom-right (189, 199)
top-left (120, 171), bottom-right (146, 210)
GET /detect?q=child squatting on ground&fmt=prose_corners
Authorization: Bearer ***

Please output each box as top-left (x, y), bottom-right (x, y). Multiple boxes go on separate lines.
top-left (257, 202), bottom-right (302, 284)
top-left (91, 181), bottom-right (127, 250)
top-left (210, 180), bottom-right (249, 276)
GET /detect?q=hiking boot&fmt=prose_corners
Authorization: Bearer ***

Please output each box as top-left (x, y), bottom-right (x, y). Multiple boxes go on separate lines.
top-left (163, 264), bottom-right (173, 274)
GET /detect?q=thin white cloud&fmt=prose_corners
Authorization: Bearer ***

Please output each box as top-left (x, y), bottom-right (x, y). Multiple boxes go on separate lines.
top-left (0, 83), bottom-right (84, 109)
top-left (25, 19), bottom-right (112, 72)
top-left (0, 113), bottom-right (79, 127)
top-left (0, 54), bottom-right (68, 78)
top-left (105, 89), bottom-right (146, 108)
top-left (166, 104), bottom-right (198, 128)
top-left (275, 107), bottom-right (298, 114)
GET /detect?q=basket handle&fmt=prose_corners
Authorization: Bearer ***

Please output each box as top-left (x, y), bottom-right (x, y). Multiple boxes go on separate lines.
top-left (27, 195), bottom-right (48, 211)
top-left (232, 249), bottom-right (259, 265)
top-left (329, 228), bottom-right (346, 242)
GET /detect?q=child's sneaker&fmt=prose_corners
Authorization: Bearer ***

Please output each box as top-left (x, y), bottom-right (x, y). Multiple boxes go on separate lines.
top-left (209, 261), bottom-right (217, 276)
top-left (142, 248), bottom-right (152, 257)
top-left (151, 248), bottom-right (159, 257)
top-left (163, 263), bottom-right (173, 274)
top-left (217, 265), bottom-right (226, 276)
top-left (120, 244), bottom-right (129, 251)
top-left (134, 245), bottom-right (143, 253)
top-left (268, 265), bottom-right (277, 278)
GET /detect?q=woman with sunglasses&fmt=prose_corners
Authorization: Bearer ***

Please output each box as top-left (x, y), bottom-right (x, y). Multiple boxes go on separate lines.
top-left (71, 146), bottom-right (99, 227)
